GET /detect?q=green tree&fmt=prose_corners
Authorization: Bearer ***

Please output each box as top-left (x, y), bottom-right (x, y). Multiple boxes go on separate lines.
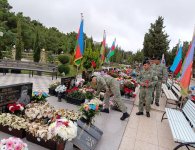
top-left (143, 16), bottom-right (170, 58)
top-left (33, 28), bottom-right (41, 62)
top-left (15, 18), bottom-right (23, 60)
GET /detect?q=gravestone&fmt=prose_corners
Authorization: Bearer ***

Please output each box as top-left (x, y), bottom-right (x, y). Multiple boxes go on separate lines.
top-left (72, 126), bottom-right (98, 150)
top-left (0, 82), bottom-right (33, 112)
top-left (61, 76), bottom-right (76, 89)
top-left (77, 120), bottom-right (103, 140)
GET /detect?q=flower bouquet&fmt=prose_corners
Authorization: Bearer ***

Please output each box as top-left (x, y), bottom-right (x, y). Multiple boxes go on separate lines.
top-left (79, 101), bottom-right (100, 124)
top-left (7, 103), bottom-right (24, 115)
top-left (48, 118), bottom-right (77, 142)
top-left (55, 85), bottom-right (67, 101)
top-left (49, 81), bottom-right (60, 95)
top-left (32, 91), bottom-right (49, 103)
top-left (0, 137), bottom-right (28, 150)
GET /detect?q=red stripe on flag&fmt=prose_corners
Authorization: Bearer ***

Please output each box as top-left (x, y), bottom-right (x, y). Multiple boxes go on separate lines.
top-left (180, 62), bottom-right (193, 95)
top-left (74, 45), bottom-right (82, 59)
top-left (174, 60), bottom-right (182, 75)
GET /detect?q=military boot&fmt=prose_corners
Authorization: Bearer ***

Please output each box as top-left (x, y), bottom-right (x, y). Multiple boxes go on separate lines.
top-left (120, 112), bottom-right (130, 120)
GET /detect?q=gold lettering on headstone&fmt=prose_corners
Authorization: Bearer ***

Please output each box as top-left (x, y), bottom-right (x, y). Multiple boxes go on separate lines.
top-left (86, 136), bottom-right (95, 148)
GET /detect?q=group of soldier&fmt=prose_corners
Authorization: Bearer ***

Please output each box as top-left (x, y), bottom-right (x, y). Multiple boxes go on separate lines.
top-left (85, 56), bottom-right (167, 121)
top-left (136, 57), bottom-right (167, 117)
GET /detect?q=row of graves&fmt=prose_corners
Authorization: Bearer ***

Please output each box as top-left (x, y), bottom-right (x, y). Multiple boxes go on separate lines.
top-left (0, 69), bottom-right (137, 150)
top-left (0, 83), bottom-right (103, 150)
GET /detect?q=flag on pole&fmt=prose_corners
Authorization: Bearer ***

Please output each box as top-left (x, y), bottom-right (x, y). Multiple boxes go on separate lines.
top-left (106, 38), bottom-right (116, 62)
top-left (100, 30), bottom-right (106, 65)
top-left (170, 43), bottom-right (182, 75)
top-left (161, 53), bottom-right (166, 65)
top-left (74, 15), bottom-right (84, 66)
top-left (180, 27), bottom-right (195, 96)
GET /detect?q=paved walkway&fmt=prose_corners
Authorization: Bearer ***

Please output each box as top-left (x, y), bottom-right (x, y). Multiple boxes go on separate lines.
top-left (119, 79), bottom-right (195, 150)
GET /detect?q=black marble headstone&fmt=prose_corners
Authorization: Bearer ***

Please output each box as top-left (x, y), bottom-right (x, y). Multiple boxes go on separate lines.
top-left (0, 82), bottom-right (33, 112)
top-left (61, 76), bottom-right (76, 89)
top-left (77, 120), bottom-right (103, 140)
top-left (72, 126), bottom-right (98, 150)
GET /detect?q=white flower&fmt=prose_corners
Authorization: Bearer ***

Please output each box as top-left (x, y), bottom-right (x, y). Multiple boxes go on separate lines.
top-left (55, 85), bottom-right (67, 93)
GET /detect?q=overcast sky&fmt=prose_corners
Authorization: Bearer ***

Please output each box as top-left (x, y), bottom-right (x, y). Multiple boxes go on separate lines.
top-left (8, 0), bottom-right (195, 53)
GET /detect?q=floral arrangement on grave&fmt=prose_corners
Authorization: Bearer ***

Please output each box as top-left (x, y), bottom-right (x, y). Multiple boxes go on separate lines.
top-left (65, 87), bottom-right (79, 94)
top-left (123, 79), bottom-right (137, 97)
top-left (26, 122), bottom-right (50, 140)
top-left (79, 101), bottom-right (100, 124)
top-left (49, 81), bottom-right (61, 90)
top-left (0, 113), bottom-right (27, 130)
top-left (32, 91), bottom-right (49, 102)
top-left (124, 79), bottom-right (137, 91)
top-left (66, 90), bottom-right (85, 100)
top-left (48, 118), bottom-right (77, 142)
top-left (0, 137), bottom-right (28, 150)
top-left (25, 102), bottom-right (54, 121)
top-left (7, 103), bottom-right (24, 114)
top-left (79, 88), bottom-right (95, 100)
top-left (52, 109), bottom-right (81, 122)
top-left (55, 85), bottom-right (67, 93)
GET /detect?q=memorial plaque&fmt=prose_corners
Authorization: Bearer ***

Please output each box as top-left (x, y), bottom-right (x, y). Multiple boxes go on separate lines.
top-left (61, 76), bottom-right (76, 89)
top-left (0, 82), bottom-right (33, 112)
top-left (77, 120), bottom-right (103, 140)
top-left (72, 126), bottom-right (98, 150)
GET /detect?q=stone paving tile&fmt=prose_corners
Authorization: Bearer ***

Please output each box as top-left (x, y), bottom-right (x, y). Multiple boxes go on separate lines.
top-left (134, 139), bottom-right (158, 150)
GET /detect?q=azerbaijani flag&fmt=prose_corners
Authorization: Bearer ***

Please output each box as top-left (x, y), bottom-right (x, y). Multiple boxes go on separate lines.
top-left (100, 30), bottom-right (106, 65)
top-left (170, 44), bottom-right (182, 75)
top-left (74, 17), bottom-right (84, 66)
top-left (106, 38), bottom-right (116, 62)
top-left (180, 28), bottom-right (195, 96)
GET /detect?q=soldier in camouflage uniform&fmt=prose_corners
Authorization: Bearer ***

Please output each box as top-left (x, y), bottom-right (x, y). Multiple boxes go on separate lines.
top-left (152, 57), bottom-right (167, 106)
top-left (136, 60), bottom-right (158, 117)
top-left (91, 75), bottom-right (130, 121)
top-left (150, 58), bottom-right (158, 105)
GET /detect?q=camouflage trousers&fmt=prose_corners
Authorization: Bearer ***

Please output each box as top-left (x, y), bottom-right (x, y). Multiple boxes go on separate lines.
top-left (104, 79), bottom-right (127, 113)
top-left (139, 87), bottom-right (153, 112)
top-left (153, 81), bottom-right (162, 103)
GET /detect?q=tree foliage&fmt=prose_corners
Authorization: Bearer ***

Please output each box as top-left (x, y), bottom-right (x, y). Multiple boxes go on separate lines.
top-left (143, 16), bottom-right (170, 58)
top-left (33, 28), bottom-right (41, 62)
top-left (15, 18), bottom-right (23, 60)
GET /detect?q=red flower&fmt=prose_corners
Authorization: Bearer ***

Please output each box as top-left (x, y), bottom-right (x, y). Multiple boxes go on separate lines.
top-left (63, 121), bottom-right (69, 127)
top-left (124, 88), bottom-right (133, 94)
top-left (91, 60), bottom-right (96, 69)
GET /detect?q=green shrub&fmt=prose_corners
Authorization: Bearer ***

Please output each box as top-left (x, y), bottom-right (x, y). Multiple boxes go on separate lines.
top-left (58, 64), bottom-right (70, 74)
top-left (58, 55), bottom-right (70, 64)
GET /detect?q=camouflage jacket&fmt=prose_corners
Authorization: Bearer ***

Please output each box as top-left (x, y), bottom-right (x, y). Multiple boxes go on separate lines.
top-left (153, 63), bottom-right (167, 82)
top-left (95, 75), bottom-right (114, 95)
top-left (137, 68), bottom-right (158, 88)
